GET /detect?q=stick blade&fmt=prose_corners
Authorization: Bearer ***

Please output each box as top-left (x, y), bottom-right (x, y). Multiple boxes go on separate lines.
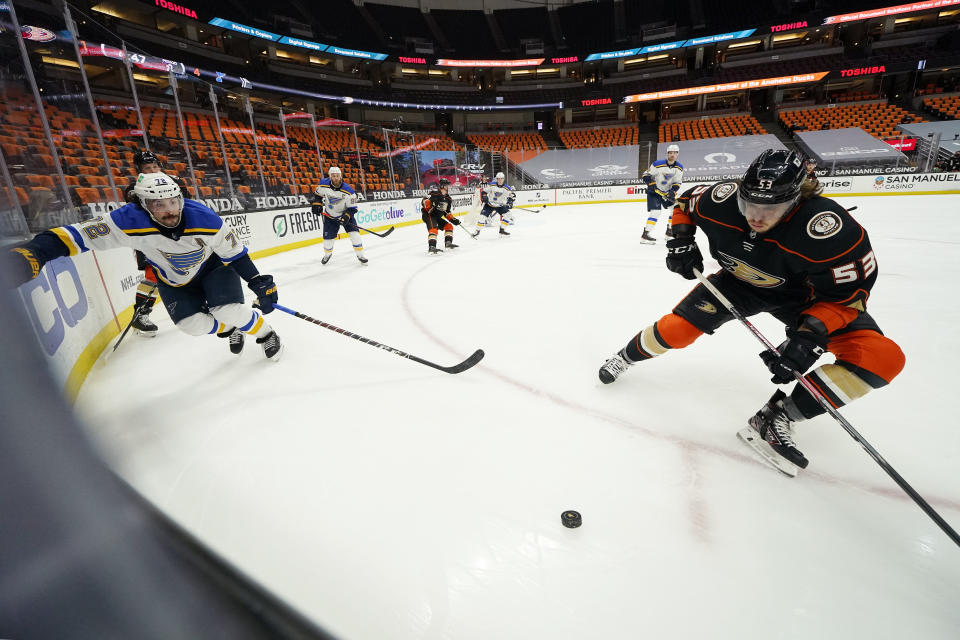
top-left (379, 226), bottom-right (395, 237)
top-left (440, 348), bottom-right (485, 374)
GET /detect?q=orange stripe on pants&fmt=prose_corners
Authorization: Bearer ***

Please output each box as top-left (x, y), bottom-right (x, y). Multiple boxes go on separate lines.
top-left (656, 313), bottom-right (703, 349)
top-left (827, 329), bottom-right (905, 384)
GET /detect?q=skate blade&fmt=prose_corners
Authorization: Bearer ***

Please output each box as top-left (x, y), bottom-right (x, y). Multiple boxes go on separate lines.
top-left (736, 427), bottom-right (799, 477)
top-left (639, 239), bottom-right (656, 245)
top-left (266, 344), bottom-right (284, 363)
top-left (134, 329), bottom-right (158, 338)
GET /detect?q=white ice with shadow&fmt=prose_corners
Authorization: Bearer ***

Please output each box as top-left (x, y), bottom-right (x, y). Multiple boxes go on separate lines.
top-left (77, 194), bottom-right (960, 640)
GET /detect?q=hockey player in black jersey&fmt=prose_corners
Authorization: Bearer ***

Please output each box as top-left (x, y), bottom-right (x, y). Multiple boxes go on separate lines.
top-left (598, 149), bottom-right (905, 474)
top-left (420, 178), bottom-right (462, 254)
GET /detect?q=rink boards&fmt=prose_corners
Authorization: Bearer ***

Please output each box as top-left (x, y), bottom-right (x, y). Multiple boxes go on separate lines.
top-left (14, 170), bottom-right (960, 400)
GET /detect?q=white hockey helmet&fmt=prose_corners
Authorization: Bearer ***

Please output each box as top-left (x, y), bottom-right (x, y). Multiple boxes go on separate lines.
top-left (667, 144), bottom-right (680, 154)
top-left (495, 171), bottom-right (505, 184)
top-left (328, 166), bottom-right (343, 183)
top-left (134, 172), bottom-right (183, 227)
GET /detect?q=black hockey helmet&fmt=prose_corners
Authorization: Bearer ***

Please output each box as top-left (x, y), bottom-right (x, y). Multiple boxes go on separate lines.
top-left (438, 178), bottom-right (450, 189)
top-left (133, 150), bottom-right (161, 171)
top-left (738, 149), bottom-right (806, 205)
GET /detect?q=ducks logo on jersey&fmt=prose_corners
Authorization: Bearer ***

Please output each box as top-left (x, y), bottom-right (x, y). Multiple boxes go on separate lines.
top-left (717, 251), bottom-right (785, 288)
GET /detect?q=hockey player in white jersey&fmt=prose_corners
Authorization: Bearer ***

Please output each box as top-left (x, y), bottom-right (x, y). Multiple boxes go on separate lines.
top-left (6, 173), bottom-right (284, 360)
top-left (478, 172), bottom-right (516, 236)
top-left (312, 166), bottom-right (368, 265)
top-left (640, 144), bottom-right (683, 244)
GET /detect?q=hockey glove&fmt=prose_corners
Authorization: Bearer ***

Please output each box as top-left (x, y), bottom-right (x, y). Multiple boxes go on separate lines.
top-left (665, 237), bottom-right (703, 280)
top-left (664, 192), bottom-right (677, 206)
top-left (248, 274), bottom-right (278, 314)
top-left (448, 215), bottom-right (462, 226)
top-left (645, 183), bottom-right (658, 197)
top-left (4, 246), bottom-right (42, 288)
top-left (760, 327), bottom-right (828, 384)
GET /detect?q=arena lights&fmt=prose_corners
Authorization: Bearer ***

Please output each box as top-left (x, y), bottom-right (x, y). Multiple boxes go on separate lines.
top-left (208, 17), bottom-right (281, 41)
top-left (824, 0), bottom-right (960, 24)
top-left (435, 58), bottom-right (545, 67)
top-left (208, 17), bottom-right (388, 60)
top-left (326, 46), bottom-right (389, 61)
top-left (623, 71), bottom-right (829, 102)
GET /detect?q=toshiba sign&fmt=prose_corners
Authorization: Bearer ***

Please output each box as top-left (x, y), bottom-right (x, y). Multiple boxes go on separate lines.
top-left (398, 56), bottom-right (427, 64)
top-left (840, 65), bottom-right (886, 77)
top-left (156, 0), bottom-right (198, 19)
top-left (771, 21), bottom-right (808, 32)
top-left (581, 98), bottom-right (613, 106)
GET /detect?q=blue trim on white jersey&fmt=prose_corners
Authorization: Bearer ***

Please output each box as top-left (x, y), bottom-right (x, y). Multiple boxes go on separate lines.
top-left (66, 225), bottom-right (87, 252)
top-left (652, 159), bottom-right (684, 169)
top-left (315, 179), bottom-right (356, 195)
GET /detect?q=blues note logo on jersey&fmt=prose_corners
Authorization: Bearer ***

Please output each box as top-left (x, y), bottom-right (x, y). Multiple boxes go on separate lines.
top-left (161, 247), bottom-right (206, 275)
top-left (717, 251), bottom-right (785, 288)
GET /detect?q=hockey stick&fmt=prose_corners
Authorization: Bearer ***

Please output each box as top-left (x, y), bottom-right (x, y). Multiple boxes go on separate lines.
top-left (692, 268), bottom-right (960, 548)
top-left (112, 283), bottom-right (158, 353)
top-left (273, 304), bottom-right (485, 374)
top-left (456, 221), bottom-right (479, 240)
top-left (317, 210), bottom-right (394, 238)
top-left (516, 205), bottom-right (543, 213)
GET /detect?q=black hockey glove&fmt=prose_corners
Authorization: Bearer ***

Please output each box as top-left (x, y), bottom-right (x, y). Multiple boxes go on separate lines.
top-left (248, 274), bottom-right (278, 314)
top-left (664, 192), bottom-right (677, 206)
top-left (645, 183), bottom-right (657, 196)
top-left (448, 215), bottom-right (462, 226)
top-left (760, 327), bottom-right (828, 384)
top-left (665, 236), bottom-right (703, 280)
top-left (340, 211), bottom-right (353, 222)
top-left (4, 246), bottom-right (41, 288)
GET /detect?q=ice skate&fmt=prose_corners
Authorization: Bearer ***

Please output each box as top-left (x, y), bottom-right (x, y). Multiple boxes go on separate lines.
top-left (218, 327), bottom-right (244, 354)
top-left (640, 229), bottom-right (657, 244)
top-left (664, 226), bottom-right (675, 239)
top-left (739, 390), bottom-right (808, 476)
top-left (428, 246), bottom-right (443, 254)
top-left (321, 253), bottom-right (333, 265)
top-left (598, 353), bottom-right (630, 384)
top-left (132, 313), bottom-right (158, 337)
top-left (357, 255), bottom-right (369, 264)
top-left (499, 227), bottom-right (510, 236)
top-left (256, 330), bottom-right (283, 361)
top-left (445, 238), bottom-right (459, 250)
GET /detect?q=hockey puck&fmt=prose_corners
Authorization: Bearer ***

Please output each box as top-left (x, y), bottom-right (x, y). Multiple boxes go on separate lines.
top-left (561, 510), bottom-right (582, 528)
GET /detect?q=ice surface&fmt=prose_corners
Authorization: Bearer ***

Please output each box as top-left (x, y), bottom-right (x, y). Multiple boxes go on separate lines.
top-left (77, 195), bottom-right (960, 640)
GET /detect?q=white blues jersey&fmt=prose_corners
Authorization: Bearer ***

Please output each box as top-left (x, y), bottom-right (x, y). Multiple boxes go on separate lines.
top-left (313, 179), bottom-right (358, 217)
top-left (642, 160), bottom-right (684, 197)
top-left (48, 200), bottom-right (246, 286)
top-left (482, 181), bottom-right (516, 208)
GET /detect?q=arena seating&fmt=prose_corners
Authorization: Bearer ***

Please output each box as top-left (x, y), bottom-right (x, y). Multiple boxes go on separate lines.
top-left (923, 95), bottom-right (960, 119)
top-left (778, 103), bottom-right (925, 140)
top-left (559, 126), bottom-right (638, 149)
top-left (0, 87), bottom-right (428, 203)
top-left (467, 132), bottom-right (547, 151)
top-left (658, 115), bottom-right (766, 142)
